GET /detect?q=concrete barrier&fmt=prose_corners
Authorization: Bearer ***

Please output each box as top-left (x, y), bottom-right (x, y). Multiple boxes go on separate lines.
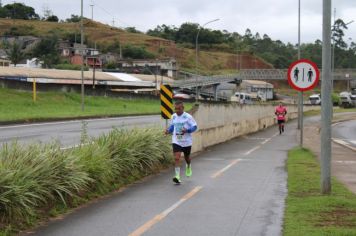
top-left (190, 103), bottom-right (319, 153)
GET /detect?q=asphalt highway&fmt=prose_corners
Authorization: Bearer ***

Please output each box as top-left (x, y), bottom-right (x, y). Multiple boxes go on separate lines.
top-left (0, 115), bottom-right (163, 148)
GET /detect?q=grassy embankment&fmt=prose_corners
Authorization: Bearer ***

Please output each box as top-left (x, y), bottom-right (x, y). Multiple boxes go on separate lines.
top-left (284, 148), bottom-right (356, 236)
top-left (0, 88), bottom-right (194, 123)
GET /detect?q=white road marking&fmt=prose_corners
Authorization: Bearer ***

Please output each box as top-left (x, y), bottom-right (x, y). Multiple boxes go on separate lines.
top-left (332, 138), bottom-right (356, 152)
top-left (334, 160), bottom-right (356, 164)
top-left (0, 115), bottom-right (158, 130)
top-left (244, 146), bottom-right (261, 156)
top-left (332, 122), bottom-right (341, 127)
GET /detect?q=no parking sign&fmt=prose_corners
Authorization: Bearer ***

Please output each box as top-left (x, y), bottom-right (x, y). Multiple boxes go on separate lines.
top-left (287, 59), bottom-right (320, 92)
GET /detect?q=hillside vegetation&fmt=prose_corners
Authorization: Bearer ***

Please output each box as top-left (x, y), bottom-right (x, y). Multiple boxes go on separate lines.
top-left (0, 18), bottom-right (271, 75)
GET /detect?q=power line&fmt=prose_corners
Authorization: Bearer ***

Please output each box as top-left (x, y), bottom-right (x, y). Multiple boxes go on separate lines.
top-left (91, 1), bottom-right (132, 28)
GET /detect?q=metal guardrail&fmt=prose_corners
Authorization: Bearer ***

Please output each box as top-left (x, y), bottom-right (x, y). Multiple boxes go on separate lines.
top-left (172, 76), bottom-right (239, 89)
top-left (210, 69), bottom-right (356, 81)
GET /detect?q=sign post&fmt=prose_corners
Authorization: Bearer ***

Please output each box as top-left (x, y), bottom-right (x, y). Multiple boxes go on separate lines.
top-left (160, 84), bottom-right (173, 128)
top-left (287, 59), bottom-right (320, 147)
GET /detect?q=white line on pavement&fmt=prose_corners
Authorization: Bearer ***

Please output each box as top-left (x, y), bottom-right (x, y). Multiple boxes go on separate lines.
top-left (332, 138), bottom-right (356, 152)
top-left (0, 115), bottom-right (159, 130)
top-left (244, 146), bottom-right (261, 156)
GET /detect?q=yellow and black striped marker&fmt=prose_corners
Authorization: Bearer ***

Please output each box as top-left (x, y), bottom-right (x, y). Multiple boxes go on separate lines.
top-left (160, 84), bottom-right (173, 119)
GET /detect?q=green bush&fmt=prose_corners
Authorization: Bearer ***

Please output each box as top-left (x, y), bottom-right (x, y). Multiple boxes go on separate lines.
top-left (332, 92), bottom-right (340, 105)
top-left (0, 128), bottom-right (171, 231)
top-left (122, 44), bottom-right (155, 59)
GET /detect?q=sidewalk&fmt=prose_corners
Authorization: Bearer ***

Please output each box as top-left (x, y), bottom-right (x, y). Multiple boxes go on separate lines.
top-left (303, 113), bottom-right (356, 193)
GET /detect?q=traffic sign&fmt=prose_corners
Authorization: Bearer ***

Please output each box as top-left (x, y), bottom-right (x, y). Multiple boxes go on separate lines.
top-left (287, 59), bottom-right (320, 92)
top-left (160, 84), bottom-right (173, 119)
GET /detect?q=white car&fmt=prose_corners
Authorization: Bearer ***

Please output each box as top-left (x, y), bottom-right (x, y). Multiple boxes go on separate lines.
top-left (173, 93), bottom-right (192, 100)
top-left (309, 94), bottom-right (321, 105)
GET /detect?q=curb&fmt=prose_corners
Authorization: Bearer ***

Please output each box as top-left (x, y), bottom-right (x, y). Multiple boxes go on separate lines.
top-left (0, 113), bottom-right (160, 126)
top-left (332, 138), bottom-right (356, 152)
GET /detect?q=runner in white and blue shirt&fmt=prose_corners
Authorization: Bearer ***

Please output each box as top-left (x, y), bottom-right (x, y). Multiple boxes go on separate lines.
top-left (165, 101), bottom-right (197, 184)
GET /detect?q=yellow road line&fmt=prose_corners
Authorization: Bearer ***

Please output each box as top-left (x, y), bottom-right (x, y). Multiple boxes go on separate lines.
top-left (211, 159), bottom-right (242, 179)
top-left (129, 186), bottom-right (203, 236)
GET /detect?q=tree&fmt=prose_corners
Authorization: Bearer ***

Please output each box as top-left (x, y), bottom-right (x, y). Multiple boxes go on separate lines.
top-left (332, 19), bottom-right (348, 49)
top-left (176, 23), bottom-right (199, 44)
top-left (2, 3), bottom-right (39, 20)
top-left (32, 36), bottom-right (60, 68)
top-left (46, 15), bottom-right (59, 22)
top-left (6, 42), bottom-right (24, 66)
top-left (125, 27), bottom-right (141, 34)
top-left (66, 14), bottom-right (81, 23)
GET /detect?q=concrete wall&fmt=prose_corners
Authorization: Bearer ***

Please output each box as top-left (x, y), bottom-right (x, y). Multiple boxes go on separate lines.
top-left (190, 103), bottom-right (319, 153)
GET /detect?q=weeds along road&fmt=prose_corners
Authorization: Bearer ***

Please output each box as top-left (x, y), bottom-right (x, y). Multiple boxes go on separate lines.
top-left (0, 115), bottom-right (163, 148)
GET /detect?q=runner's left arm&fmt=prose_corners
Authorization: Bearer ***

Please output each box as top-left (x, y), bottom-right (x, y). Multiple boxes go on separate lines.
top-left (186, 116), bottom-right (198, 133)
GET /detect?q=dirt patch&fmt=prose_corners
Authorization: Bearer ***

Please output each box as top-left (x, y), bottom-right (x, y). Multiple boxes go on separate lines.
top-left (316, 207), bottom-right (356, 227)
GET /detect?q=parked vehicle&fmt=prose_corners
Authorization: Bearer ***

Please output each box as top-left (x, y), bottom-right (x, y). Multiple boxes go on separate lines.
top-left (173, 93), bottom-right (192, 100)
top-left (309, 94), bottom-right (321, 105)
top-left (234, 92), bottom-right (253, 104)
top-left (339, 91), bottom-right (356, 108)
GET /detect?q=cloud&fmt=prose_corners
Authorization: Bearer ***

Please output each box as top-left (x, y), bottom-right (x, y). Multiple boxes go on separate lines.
top-left (5, 0), bottom-right (356, 44)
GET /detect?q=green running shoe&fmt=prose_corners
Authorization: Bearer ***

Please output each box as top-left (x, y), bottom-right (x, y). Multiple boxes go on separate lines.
top-left (173, 175), bottom-right (181, 184)
top-left (185, 165), bottom-right (192, 177)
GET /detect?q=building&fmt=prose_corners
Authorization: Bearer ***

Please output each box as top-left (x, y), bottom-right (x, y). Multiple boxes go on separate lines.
top-left (239, 80), bottom-right (274, 101)
top-left (10, 58), bottom-right (42, 68)
top-left (0, 59), bottom-right (10, 67)
top-left (118, 58), bottom-right (178, 78)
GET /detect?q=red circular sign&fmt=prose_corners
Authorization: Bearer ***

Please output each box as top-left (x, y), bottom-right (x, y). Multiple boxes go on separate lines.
top-left (287, 59), bottom-right (320, 92)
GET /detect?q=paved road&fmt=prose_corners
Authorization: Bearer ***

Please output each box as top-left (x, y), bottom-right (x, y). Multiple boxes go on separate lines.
top-left (0, 115), bottom-right (163, 148)
top-left (332, 119), bottom-right (356, 149)
top-left (29, 121), bottom-right (298, 236)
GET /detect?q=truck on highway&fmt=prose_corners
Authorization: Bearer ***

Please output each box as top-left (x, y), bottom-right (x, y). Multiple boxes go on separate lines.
top-left (339, 91), bottom-right (356, 108)
top-left (309, 94), bottom-right (321, 105)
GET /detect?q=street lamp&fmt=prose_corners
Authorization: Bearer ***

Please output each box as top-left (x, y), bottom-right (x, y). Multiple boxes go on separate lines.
top-left (195, 18), bottom-right (220, 102)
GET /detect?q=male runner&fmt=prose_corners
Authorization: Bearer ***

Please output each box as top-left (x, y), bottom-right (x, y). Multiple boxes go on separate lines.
top-left (275, 102), bottom-right (287, 134)
top-left (165, 101), bottom-right (198, 184)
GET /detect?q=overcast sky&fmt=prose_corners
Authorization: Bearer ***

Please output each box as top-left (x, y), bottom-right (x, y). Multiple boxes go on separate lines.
top-left (6, 0), bottom-right (356, 45)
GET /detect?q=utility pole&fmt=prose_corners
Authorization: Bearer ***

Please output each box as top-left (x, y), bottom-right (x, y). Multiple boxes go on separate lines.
top-left (321, 0), bottom-right (332, 194)
top-left (298, 0), bottom-right (303, 147)
top-left (112, 18), bottom-right (115, 27)
top-left (92, 57), bottom-right (96, 89)
top-left (80, 0), bottom-right (85, 111)
top-left (90, 4), bottom-right (94, 20)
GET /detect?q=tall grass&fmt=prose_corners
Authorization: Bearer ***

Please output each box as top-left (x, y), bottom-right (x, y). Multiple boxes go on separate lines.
top-left (0, 127), bottom-right (171, 232)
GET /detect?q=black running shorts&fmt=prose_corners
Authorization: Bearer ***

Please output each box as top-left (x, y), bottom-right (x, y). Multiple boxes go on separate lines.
top-left (172, 143), bottom-right (192, 157)
top-left (278, 120), bottom-right (285, 124)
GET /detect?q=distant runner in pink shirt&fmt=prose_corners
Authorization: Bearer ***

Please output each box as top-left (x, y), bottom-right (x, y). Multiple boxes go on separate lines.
top-left (275, 102), bottom-right (287, 134)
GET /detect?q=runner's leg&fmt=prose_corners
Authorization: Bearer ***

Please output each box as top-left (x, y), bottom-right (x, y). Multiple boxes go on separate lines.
top-left (183, 147), bottom-right (192, 177)
top-left (174, 152), bottom-right (181, 177)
